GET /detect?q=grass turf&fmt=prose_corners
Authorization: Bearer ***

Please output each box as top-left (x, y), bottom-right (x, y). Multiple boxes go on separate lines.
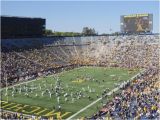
top-left (0, 66), bottom-right (140, 119)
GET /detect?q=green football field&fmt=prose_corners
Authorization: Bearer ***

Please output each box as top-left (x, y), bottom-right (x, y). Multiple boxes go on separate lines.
top-left (0, 66), bottom-right (140, 119)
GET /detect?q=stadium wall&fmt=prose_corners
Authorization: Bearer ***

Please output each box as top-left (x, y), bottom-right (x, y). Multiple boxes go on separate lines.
top-left (1, 36), bottom-right (105, 51)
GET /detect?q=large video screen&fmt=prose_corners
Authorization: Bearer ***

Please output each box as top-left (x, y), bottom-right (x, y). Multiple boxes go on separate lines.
top-left (123, 14), bottom-right (150, 33)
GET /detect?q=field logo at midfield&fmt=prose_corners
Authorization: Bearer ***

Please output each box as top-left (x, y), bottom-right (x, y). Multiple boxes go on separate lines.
top-left (0, 100), bottom-right (71, 119)
top-left (72, 79), bottom-right (85, 83)
top-left (72, 78), bottom-right (86, 83)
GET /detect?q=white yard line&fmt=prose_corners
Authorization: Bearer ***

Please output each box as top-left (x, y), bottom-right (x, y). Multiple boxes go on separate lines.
top-left (66, 69), bottom-right (146, 120)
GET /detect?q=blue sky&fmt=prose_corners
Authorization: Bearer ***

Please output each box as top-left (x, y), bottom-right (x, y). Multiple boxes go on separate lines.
top-left (1, 1), bottom-right (159, 33)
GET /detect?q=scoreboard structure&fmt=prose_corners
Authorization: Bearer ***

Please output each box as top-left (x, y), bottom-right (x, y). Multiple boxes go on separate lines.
top-left (120, 13), bottom-right (153, 34)
top-left (1, 16), bottom-right (46, 39)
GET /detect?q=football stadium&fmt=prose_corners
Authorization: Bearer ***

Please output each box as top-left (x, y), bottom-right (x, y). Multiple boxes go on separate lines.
top-left (0, 2), bottom-right (160, 120)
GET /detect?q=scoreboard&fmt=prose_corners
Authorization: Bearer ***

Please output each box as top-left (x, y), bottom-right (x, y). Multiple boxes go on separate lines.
top-left (120, 14), bottom-right (153, 33)
top-left (1, 16), bottom-right (46, 39)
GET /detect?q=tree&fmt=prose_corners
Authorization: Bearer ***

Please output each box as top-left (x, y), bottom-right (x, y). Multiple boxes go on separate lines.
top-left (82, 27), bottom-right (97, 36)
top-left (91, 28), bottom-right (96, 35)
top-left (45, 29), bottom-right (54, 36)
top-left (53, 31), bottom-right (81, 36)
top-left (82, 27), bottom-right (89, 36)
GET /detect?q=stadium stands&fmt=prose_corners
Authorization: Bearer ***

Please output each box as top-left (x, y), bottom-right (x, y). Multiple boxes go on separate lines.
top-left (88, 68), bottom-right (159, 119)
top-left (1, 35), bottom-right (159, 119)
top-left (1, 35), bottom-right (159, 84)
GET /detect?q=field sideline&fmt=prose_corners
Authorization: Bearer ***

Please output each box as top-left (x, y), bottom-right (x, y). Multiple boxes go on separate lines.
top-left (0, 66), bottom-right (140, 119)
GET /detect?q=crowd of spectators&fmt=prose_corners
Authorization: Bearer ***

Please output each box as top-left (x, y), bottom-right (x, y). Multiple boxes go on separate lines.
top-left (1, 35), bottom-right (159, 119)
top-left (72, 35), bottom-right (159, 69)
top-left (1, 52), bottom-right (44, 87)
top-left (1, 35), bottom-right (159, 85)
top-left (88, 68), bottom-right (159, 119)
top-left (0, 110), bottom-right (31, 119)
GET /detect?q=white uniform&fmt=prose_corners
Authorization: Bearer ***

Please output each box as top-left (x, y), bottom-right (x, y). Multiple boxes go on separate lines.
top-left (57, 97), bottom-right (60, 104)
